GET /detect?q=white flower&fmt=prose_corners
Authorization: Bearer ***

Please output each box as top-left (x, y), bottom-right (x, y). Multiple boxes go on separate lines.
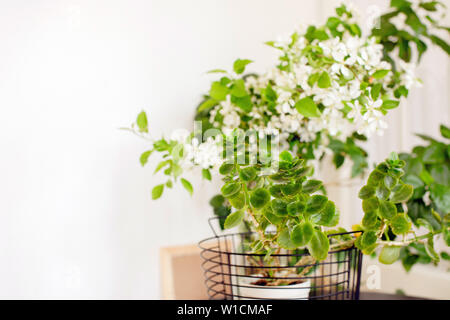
top-left (398, 60), bottom-right (421, 89)
top-left (218, 95), bottom-right (241, 129)
top-left (347, 100), bottom-right (361, 120)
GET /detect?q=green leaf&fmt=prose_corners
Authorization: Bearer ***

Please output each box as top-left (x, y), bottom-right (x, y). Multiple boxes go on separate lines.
top-left (306, 195), bottom-right (328, 214)
top-left (367, 170), bottom-right (385, 187)
top-left (312, 201), bottom-right (336, 226)
top-left (430, 165), bottom-right (449, 186)
top-left (153, 139), bottom-right (169, 152)
top-left (390, 214), bottom-right (411, 235)
top-left (221, 182), bottom-right (241, 198)
top-left (239, 167), bottom-right (257, 182)
top-left (379, 245), bottom-right (401, 264)
top-left (326, 17), bottom-right (341, 29)
top-left (394, 85), bottom-right (409, 98)
top-left (219, 163), bottom-right (234, 175)
top-left (429, 34), bottom-right (450, 55)
top-left (355, 235), bottom-right (377, 255)
top-left (263, 207), bottom-right (284, 225)
top-left (210, 194), bottom-right (225, 208)
top-left (317, 71), bottom-right (331, 88)
top-left (429, 183), bottom-right (450, 214)
top-left (379, 199), bottom-right (397, 219)
top-left (291, 221), bottom-right (314, 247)
top-left (262, 84), bottom-right (277, 102)
top-left (154, 160), bottom-right (171, 174)
top-left (206, 69), bottom-right (227, 74)
top-left (140, 150), bottom-right (153, 166)
top-left (362, 197), bottom-right (379, 213)
top-left (419, 169), bottom-right (434, 185)
top-left (362, 210), bottom-right (379, 231)
top-left (440, 124), bottom-right (450, 139)
top-left (224, 209), bottom-right (245, 229)
top-left (230, 95), bottom-right (252, 113)
top-left (250, 188), bottom-right (270, 209)
top-left (376, 183), bottom-right (390, 200)
top-left (136, 111), bottom-right (148, 133)
top-left (361, 231), bottom-right (378, 247)
top-left (271, 199), bottom-right (288, 216)
top-left (279, 150), bottom-right (293, 162)
top-left (425, 237), bottom-right (440, 262)
top-left (359, 186), bottom-right (375, 199)
top-left (281, 183), bottom-right (301, 196)
top-left (389, 152), bottom-right (399, 161)
top-left (419, 1), bottom-right (438, 11)
top-left (307, 73), bottom-right (320, 87)
top-left (269, 185), bottom-right (284, 198)
top-left (209, 81), bottom-right (228, 101)
top-left (233, 59), bottom-right (253, 74)
top-left (230, 79), bottom-right (248, 97)
top-left (383, 175), bottom-right (397, 189)
top-left (287, 201), bottom-right (305, 216)
top-left (405, 11), bottom-right (427, 34)
top-left (197, 99), bottom-right (218, 112)
top-left (229, 192), bottom-right (245, 209)
top-left (307, 229), bottom-right (330, 261)
top-left (422, 144), bottom-right (446, 164)
top-left (390, 184), bottom-right (413, 203)
top-left (372, 69), bottom-right (390, 79)
top-left (171, 163), bottom-right (182, 177)
top-left (180, 178), bottom-right (193, 196)
top-left (382, 100), bottom-right (400, 109)
top-left (202, 168), bottom-right (212, 181)
top-left (277, 229), bottom-right (297, 250)
top-left (152, 184), bottom-right (164, 200)
top-left (295, 97), bottom-right (321, 118)
top-left (445, 229), bottom-right (450, 246)
top-left (371, 83), bottom-right (382, 100)
top-left (302, 179), bottom-right (322, 193)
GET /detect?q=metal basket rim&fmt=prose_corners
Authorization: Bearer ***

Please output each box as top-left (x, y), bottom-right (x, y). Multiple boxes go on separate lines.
top-left (198, 230), bottom-right (362, 258)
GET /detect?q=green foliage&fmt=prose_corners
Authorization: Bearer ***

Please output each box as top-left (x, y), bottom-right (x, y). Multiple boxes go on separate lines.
top-left (379, 245), bottom-right (401, 264)
top-left (209, 194), bottom-right (231, 230)
top-left (152, 184), bottom-right (164, 200)
top-left (140, 150), bottom-right (153, 166)
top-left (317, 71), bottom-right (331, 88)
top-left (328, 136), bottom-right (368, 177)
top-left (136, 111), bottom-right (148, 133)
top-left (233, 59), bottom-right (253, 74)
top-left (396, 127), bottom-right (450, 271)
top-left (307, 229), bottom-right (330, 261)
top-left (372, 0), bottom-right (450, 65)
top-left (356, 154), bottom-right (416, 260)
top-left (180, 178), bottom-right (193, 196)
top-left (250, 188), bottom-right (270, 209)
top-left (295, 97), bottom-right (321, 118)
top-left (202, 168), bottom-right (212, 181)
top-left (291, 222), bottom-right (314, 246)
top-left (224, 209), bottom-right (245, 229)
top-left (217, 150), bottom-right (337, 261)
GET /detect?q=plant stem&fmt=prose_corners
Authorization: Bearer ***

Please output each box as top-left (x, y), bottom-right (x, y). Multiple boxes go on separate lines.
top-left (376, 231), bottom-right (441, 247)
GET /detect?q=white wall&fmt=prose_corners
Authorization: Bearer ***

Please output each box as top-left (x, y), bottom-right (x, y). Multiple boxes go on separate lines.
top-left (0, 0), bottom-right (448, 299)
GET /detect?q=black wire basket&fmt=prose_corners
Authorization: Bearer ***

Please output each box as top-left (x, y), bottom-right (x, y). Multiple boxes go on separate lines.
top-left (199, 217), bottom-right (363, 300)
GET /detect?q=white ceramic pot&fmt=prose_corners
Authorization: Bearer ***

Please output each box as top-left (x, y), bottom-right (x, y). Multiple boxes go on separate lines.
top-left (236, 278), bottom-right (311, 300)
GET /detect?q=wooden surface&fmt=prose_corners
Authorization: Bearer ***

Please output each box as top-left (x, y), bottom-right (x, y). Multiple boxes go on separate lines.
top-left (359, 292), bottom-right (427, 300)
top-left (160, 244), bottom-right (208, 300)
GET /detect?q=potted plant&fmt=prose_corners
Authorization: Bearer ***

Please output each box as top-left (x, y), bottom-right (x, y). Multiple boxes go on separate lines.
top-left (124, 1), bottom-right (450, 299)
